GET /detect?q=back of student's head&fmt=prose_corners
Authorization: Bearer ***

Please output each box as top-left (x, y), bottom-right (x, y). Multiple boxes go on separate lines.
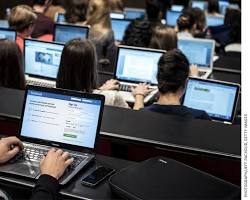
top-left (145, 0), bottom-right (166, 20)
top-left (150, 26), bottom-right (177, 51)
top-left (191, 7), bottom-right (206, 32)
top-left (56, 38), bottom-right (97, 92)
top-left (65, 0), bottom-right (89, 24)
top-left (177, 12), bottom-right (195, 32)
top-left (157, 49), bottom-right (189, 94)
top-left (8, 5), bottom-right (37, 33)
top-left (208, 0), bottom-right (219, 14)
top-left (32, 0), bottom-right (48, 6)
top-left (109, 0), bottom-right (124, 12)
top-left (0, 39), bottom-right (25, 90)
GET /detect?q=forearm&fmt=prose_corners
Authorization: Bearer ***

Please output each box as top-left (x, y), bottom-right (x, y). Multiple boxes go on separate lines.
top-left (133, 95), bottom-right (145, 110)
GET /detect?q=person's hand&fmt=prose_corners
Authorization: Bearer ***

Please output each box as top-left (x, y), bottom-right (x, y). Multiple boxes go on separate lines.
top-left (99, 79), bottom-right (120, 90)
top-left (190, 64), bottom-right (199, 77)
top-left (132, 83), bottom-right (152, 98)
top-left (0, 136), bottom-right (23, 164)
top-left (40, 148), bottom-right (74, 180)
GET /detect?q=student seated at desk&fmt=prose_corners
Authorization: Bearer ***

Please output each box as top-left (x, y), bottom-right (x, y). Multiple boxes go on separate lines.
top-left (0, 39), bottom-right (25, 90)
top-left (133, 49), bottom-right (210, 120)
top-left (0, 136), bottom-right (73, 200)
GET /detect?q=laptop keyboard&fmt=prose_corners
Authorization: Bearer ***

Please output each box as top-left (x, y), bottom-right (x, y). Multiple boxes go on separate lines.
top-left (198, 71), bottom-right (207, 77)
top-left (26, 80), bottom-right (55, 88)
top-left (119, 84), bottom-right (132, 92)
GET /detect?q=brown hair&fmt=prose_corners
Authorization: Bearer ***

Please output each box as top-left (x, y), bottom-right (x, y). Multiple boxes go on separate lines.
top-left (0, 39), bottom-right (25, 90)
top-left (8, 5), bottom-right (37, 32)
top-left (150, 26), bottom-right (177, 51)
top-left (109, 0), bottom-right (124, 12)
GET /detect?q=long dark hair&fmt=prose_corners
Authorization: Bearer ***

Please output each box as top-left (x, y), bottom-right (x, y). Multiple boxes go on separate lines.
top-left (0, 39), bottom-right (25, 90)
top-left (65, 0), bottom-right (89, 23)
top-left (56, 38), bottom-right (97, 92)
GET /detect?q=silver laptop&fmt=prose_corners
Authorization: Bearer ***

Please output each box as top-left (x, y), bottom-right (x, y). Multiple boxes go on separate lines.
top-left (206, 15), bottom-right (225, 27)
top-left (124, 8), bottom-right (146, 20)
top-left (182, 77), bottom-right (240, 124)
top-left (53, 23), bottom-right (90, 43)
top-left (178, 38), bottom-right (215, 79)
top-left (24, 39), bottom-right (64, 87)
top-left (111, 19), bottom-right (131, 42)
top-left (0, 28), bottom-right (16, 41)
top-left (114, 45), bottom-right (165, 103)
top-left (0, 85), bottom-right (105, 185)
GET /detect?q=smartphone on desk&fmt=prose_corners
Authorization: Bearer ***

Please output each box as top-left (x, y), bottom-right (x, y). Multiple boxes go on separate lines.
top-left (81, 165), bottom-right (115, 187)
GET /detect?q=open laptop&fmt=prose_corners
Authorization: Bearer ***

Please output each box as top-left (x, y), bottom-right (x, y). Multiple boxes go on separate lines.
top-left (183, 77), bottom-right (240, 124)
top-left (124, 8), bottom-right (146, 20)
top-left (55, 12), bottom-right (65, 23)
top-left (110, 12), bottom-right (125, 19)
top-left (171, 5), bottom-right (184, 12)
top-left (0, 28), bottom-right (16, 41)
top-left (166, 10), bottom-right (182, 27)
top-left (0, 20), bottom-right (9, 28)
top-left (53, 23), bottom-right (89, 43)
top-left (191, 1), bottom-right (208, 10)
top-left (206, 15), bottom-right (225, 27)
top-left (114, 45), bottom-right (165, 103)
top-left (178, 38), bottom-right (215, 79)
top-left (111, 19), bottom-right (131, 42)
top-left (24, 39), bottom-right (64, 87)
top-left (0, 85), bottom-right (105, 185)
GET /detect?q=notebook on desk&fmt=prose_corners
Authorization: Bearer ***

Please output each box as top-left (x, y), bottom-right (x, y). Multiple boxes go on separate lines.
top-left (0, 85), bottom-right (105, 185)
top-left (182, 77), bottom-right (240, 124)
top-left (24, 39), bottom-right (64, 87)
top-left (0, 28), bottom-right (16, 41)
top-left (53, 23), bottom-right (89, 43)
top-left (114, 45), bottom-right (165, 103)
top-left (178, 38), bottom-right (215, 79)
top-left (111, 19), bottom-right (131, 42)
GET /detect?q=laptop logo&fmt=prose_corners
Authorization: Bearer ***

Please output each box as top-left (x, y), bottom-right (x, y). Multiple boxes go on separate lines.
top-left (158, 159), bottom-right (168, 164)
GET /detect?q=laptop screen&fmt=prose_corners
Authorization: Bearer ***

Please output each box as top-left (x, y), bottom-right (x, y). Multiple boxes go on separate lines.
top-left (20, 88), bottom-right (103, 149)
top-left (111, 19), bottom-right (130, 41)
top-left (115, 47), bottom-right (164, 84)
top-left (0, 20), bottom-right (9, 28)
top-left (56, 13), bottom-right (65, 23)
top-left (206, 15), bottom-right (224, 27)
top-left (124, 8), bottom-right (145, 20)
top-left (192, 1), bottom-right (208, 10)
top-left (178, 38), bottom-right (214, 68)
top-left (24, 39), bottom-right (64, 79)
top-left (171, 5), bottom-right (184, 12)
top-left (110, 12), bottom-right (125, 19)
top-left (219, 1), bottom-right (229, 15)
top-left (0, 28), bottom-right (16, 41)
top-left (166, 11), bottom-right (181, 27)
top-left (183, 78), bottom-right (239, 122)
top-left (54, 24), bottom-right (89, 43)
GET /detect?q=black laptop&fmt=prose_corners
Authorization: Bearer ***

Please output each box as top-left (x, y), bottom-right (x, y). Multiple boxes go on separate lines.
top-left (0, 85), bottom-right (105, 185)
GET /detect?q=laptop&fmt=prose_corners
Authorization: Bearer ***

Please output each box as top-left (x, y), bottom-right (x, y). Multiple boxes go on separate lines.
top-left (0, 20), bottom-right (9, 28)
top-left (114, 45), bottom-right (165, 103)
top-left (124, 8), bottom-right (146, 20)
top-left (178, 38), bottom-right (215, 78)
top-left (171, 5), bottom-right (184, 12)
top-left (191, 1), bottom-right (208, 10)
top-left (206, 15), bottom-right (225, 27)
top-left (111, 19), bottom-right (131, 42)
top-left (53, 23), bottom-right (89, 43)
top-left (24, 39), bottom-right (64, 87)
top-left (0, 28), bottom-right (16, 41)
top-left (110, 12), bottom-right (125, 19)
top-left (166, 10), bottom-right (182, 27)
top-left (219, 0), bottom-right (229, 15)
top-left (55, 12), bottom-right (65, 23)
top-left (0, 85), bottom-right (105, 185)
top-left (182, 77), bottom-right (240, 124)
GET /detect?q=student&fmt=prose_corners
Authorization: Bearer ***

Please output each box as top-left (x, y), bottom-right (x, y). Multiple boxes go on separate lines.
top-left (109, 0), bottom-right (124, 12)
top-left (207, 0), bottom-right (221, 16)
top-left (45, 0), bottom-right (65, 21)
top-left (191, 7), bottom-right (207, 38)
top-left (176, 12), bottom-right (196, 38)
top-left (31, 0), bottom-right (54, 39)
top-left (0, 136), bottom-right (73, 200)
top-left (56, 38), bottom-right (131, 108)
top-left (133, 49), bottom-right (210, 120)
top-left (8, 5), bottom-right (37, 52)
top-left (0, 39), bottom-right (25, 90)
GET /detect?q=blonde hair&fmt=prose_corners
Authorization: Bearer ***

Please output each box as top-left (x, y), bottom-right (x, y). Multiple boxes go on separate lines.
top-left (85, 0), bottom-right (111, 32)
top-left (8, 5), bottom-right (37, 32)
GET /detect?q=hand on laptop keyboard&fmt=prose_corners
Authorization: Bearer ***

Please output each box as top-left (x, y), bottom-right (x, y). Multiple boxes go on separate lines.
top-left (99, 79), bottom-right (120, 90)
top-left (190, 64), bottom-right (199, 77)
top-left (131, 83), bottom-right (152, 98)
top-left (40, 148), bottom-right (74, 180)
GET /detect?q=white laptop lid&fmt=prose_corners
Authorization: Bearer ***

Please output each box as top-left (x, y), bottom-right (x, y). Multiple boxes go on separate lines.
top-left (54, 23), bottom-right (89, 43)
top-left (124, 8), bottom-right (146, 19)
top-left (206, 15), bottom-right (225, 27)
top-left (20, 86), bottom-right (104, 149)
top-left (0, 28), bottom-right (16, 41)
top-left (178, 38), bottom-right (215, 71)
top-left (24, 39), bottom-right (64, 80)
top-left (166, 10), bottom-right (182, 27)
top-left (183, 78), bottom-right (240, 123)
top-left (111, 19), bottom-right (131, 41)
top-left (110, 12), bottom-right (125, 19)
top-left (115, 45), bottom-right (165, 85)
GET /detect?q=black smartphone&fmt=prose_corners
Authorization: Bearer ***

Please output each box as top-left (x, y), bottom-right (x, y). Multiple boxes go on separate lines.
top-left (81, 166), bottom-right (115, 187)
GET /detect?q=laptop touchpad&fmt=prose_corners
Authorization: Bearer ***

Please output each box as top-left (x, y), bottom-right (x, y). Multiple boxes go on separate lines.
top-left (8, 162), bottom-right (40, 178)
